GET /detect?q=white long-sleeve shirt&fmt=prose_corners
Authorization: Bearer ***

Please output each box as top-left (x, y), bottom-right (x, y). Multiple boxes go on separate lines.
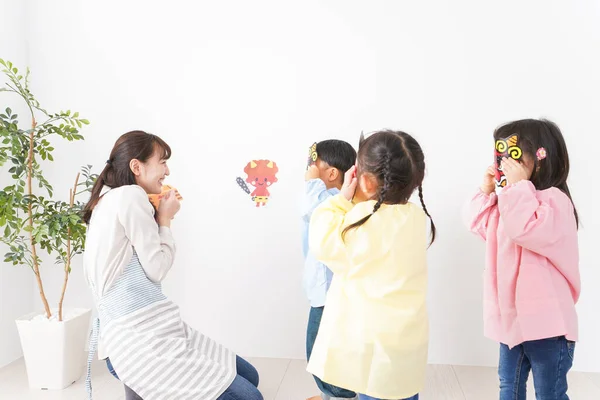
top-left (83, 184), bottom-right (176, 358)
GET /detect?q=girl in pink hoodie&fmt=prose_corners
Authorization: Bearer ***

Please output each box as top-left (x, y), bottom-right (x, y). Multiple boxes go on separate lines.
top-left (467, 119), bottom-right (580, 400)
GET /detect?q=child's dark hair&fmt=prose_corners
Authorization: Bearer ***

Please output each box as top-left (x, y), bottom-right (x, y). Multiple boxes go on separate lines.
top-left (82, 131), bottom-right (171, 224)
top-left (494, 119), bottom-right (578, 227)
top-left (316, 139), bottom-right (357, 183)
top-left (342, 130), bottom-right (436, 245)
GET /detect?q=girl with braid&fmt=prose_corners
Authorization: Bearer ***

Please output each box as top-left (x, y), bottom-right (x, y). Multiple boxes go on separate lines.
top-left (306, 130), bottom-right (435, 400)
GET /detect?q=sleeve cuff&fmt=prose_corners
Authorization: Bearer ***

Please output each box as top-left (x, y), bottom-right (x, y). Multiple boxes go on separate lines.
top-left (331, 194), bottom-right (354, 212)
top-left (159, 226), bottom-right (173, 236)
top-left (475, 188), bottom-right (498, 205)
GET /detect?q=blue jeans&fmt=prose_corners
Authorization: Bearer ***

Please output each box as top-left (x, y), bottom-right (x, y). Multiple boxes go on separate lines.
top-left (499, 336), bottom-right (575, 400)
top-left (217, 356), bottom-right (263, 400)
top-left (359, 395), bottom-right (418, 400)
top-left (106, 357), bottom-right (118, 379)
top-left (307, 306), bottom-right (357, 398)
top-left (107, 356), bottom-right (262, 400)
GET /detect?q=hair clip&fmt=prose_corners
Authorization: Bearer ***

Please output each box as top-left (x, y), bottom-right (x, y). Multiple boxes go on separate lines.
top-left (536, 147), bottom-right (547, 161)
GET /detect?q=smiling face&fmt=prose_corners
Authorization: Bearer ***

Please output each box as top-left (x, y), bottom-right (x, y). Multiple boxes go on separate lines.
top-left (252, 176), bottom-right (270, 187)
top-left (244, 160), bottom-right (279, 187)
top-left (131, 147), bottom-right (170, 194)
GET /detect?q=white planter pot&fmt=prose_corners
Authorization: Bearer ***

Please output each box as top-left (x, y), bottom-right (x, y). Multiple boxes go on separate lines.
top-left (15, 308), bottom-right (92, 390)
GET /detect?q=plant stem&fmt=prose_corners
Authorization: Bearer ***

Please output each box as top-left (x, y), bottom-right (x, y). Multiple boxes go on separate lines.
top-left (27, 117), bottom-right (52, 319)
top-left (58, 173), bottom-right (79, 322)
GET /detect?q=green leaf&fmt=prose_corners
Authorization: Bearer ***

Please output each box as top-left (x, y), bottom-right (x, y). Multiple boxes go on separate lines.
top-left (23, 225), bottom-right (33, 232)
top-left (3, 226), bottom-right (9, 237)
top-left (73, 112), bottom-right (79, 118)
top-left (81, 119), bottom-right (90, 125)
top-left (47, 154), bottom-right (54, 161)
top-left (6, 108), bottom-right (11, 116)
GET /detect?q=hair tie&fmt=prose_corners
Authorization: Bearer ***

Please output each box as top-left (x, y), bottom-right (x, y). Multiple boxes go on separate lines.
top-left (536, 147), bottom-right (547, 161)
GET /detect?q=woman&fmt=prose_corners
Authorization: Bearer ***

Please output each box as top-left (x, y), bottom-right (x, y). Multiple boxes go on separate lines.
top-left (83, 131), bottom-right (263, 400)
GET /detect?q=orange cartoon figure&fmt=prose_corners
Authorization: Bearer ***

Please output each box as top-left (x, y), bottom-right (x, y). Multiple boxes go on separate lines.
top-left (236, 160), bottom-right (279, 207)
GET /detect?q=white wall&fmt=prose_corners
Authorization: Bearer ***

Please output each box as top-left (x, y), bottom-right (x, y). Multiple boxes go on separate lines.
top-left (22, 0), bottom-right (600, 372)
top-left (0, 0), bottom-right (35, 368)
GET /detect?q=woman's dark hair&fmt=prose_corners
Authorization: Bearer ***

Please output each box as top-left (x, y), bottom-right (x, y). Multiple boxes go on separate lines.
top-left (82, 131), bottom-right (171, 224)
top-left (342, 130), bottom-right (436, 245)
top-left (494, 119), bottom-right (578, 227)
top-left (316, 139), bottom-right (357, 182)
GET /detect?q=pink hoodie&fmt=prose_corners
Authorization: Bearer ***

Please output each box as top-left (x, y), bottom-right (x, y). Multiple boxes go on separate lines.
top-left (467, 180), bottom-right (580, 348)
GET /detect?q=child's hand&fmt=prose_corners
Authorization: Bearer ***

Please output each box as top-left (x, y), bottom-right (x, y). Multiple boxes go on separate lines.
top-left (481, 165), bottom-right (496, 194)
top-left (341, 165), bottom-right (358, 201)
top-left (305, 164), bottom-right (320, 181)
top-left (501, 157), bottom-right (529, 185)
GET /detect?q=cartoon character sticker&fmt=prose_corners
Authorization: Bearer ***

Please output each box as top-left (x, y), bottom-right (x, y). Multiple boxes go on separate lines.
top-left (307, 142), bottom-right (318, 169)
top-left (236, 160), bottom-right (279, 207)
top-left (494, 134), bottom-right (523, 189)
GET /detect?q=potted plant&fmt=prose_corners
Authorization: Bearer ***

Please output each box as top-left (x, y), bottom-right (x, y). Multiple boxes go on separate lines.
top-left (0, 58), bottom-right (96, 390)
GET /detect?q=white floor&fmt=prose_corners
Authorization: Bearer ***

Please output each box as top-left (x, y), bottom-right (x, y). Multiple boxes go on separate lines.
top-left (1, 357), bottom-right (600, 399)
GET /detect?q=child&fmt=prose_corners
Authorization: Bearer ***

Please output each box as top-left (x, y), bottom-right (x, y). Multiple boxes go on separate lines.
top-left (307, 131), bottom-right (435, 400)
top-left (466, 119), bottom-right (580, 399)
top-left (302, 139), bottom-right (358, 400)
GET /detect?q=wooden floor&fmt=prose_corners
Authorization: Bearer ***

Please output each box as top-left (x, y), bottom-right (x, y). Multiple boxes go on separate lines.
top-left (1, 357), bottom-right (600, 399)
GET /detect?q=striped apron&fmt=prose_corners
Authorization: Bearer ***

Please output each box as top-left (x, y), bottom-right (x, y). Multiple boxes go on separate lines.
top-left (85, 251), bottom-right (236, 399)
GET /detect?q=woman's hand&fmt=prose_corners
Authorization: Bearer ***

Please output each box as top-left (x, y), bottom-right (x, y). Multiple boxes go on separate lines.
top-left (157, 190), bottom-right (181, 227)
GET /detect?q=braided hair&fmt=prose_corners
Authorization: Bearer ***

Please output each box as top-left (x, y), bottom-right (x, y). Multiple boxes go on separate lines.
top-left (342, 130), bottom-right (436, 245)
top-left (373, 153), bottom-right (391, 213)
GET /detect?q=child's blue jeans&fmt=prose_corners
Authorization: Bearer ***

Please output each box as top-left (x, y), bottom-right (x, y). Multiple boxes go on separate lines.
top-left (499, 336), bottom-right (575, 400)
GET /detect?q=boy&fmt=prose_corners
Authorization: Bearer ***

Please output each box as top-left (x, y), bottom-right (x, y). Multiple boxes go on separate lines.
top-left (302, 139), bottom-right (357, 400)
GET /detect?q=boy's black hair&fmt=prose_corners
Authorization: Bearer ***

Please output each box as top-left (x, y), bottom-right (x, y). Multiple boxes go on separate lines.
top-left (316, 139), bottom-right (357, 182)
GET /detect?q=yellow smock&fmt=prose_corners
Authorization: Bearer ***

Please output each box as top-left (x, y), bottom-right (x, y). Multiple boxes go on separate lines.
top-left (307, 194), bottom-right (429, 399)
